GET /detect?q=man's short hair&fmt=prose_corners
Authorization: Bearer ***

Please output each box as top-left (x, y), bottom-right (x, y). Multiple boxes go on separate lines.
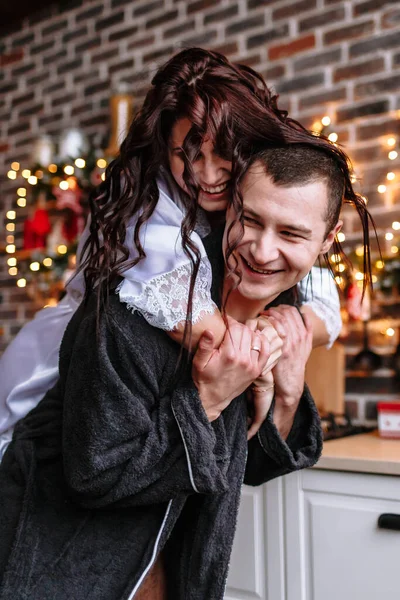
top-left (248, 145), bottom-right (344, 237)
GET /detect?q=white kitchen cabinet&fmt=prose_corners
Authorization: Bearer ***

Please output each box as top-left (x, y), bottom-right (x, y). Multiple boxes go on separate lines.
top-left (225, 468), bottom-right (400, 600)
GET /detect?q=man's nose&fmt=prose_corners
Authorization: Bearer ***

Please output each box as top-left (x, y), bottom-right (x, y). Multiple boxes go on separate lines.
top-left (250, 233), bottom-right (280, 265)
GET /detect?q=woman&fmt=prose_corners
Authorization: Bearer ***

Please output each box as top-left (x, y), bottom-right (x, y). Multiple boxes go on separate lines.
top-left (0, 48), bottom-right (342, 458)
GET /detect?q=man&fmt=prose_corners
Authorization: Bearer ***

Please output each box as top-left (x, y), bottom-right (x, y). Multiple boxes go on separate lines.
top-left (0, 144), bottom-right (348, 600)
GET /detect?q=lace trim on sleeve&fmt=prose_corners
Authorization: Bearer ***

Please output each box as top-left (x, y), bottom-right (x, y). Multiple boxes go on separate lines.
top-left (301, 298), bottom-right (342, 349)
top-left (116, 256), bottom-right (217, 331)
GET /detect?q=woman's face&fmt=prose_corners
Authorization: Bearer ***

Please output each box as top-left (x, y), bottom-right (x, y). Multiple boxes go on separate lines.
top-left (168, 117), bottom-right (232, 213)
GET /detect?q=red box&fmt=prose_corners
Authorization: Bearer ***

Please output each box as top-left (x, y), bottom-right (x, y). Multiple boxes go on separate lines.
top-left (377, 402), bottom-right (400, 439)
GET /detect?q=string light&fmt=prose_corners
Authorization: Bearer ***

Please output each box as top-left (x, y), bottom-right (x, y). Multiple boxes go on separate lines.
top-left (355, 272), bottom-right (364, 281)
top-left (6, 210), bottom-right (16, 219)
top-left (391, 246), bottom-right (399, 254)
top-left (27, 175), bottom-right (37, 185)
top-left (7, 257), bottom-right (17, 267)
top-left (386, 172), bottom-right (395, 181)
top-left (321, 116), bottom-right (331, 126)
top-left (6, 235), bottom-right (14, 244)
top-left (7, 170), bottom-right (17, 179)
top-left (337, 263), bottom-right (346, 272)
top-left (334, 276), bottom-right (343, 285)
top-left (337, 232), bottom-right (346, 242)
top-left (16, 278), bottom-right (26, 288)
top-left (59, 181), bottom-right (69, 190)
top-left (21, 169), bottom-right (31, 178)
top-left (29, 262), bottom-right (40, 272)
top-left (387, 137), bottom-right (396, 147)
top-left (57, 245), bottom-right (67, 254)
top-left (48, 164), bottom-right (57, 173)
top-left (97, 158), bottom-right (107, 168)
top-left (6, 244), bottom-right (16, 253)
top-left (389, 150), bottom-right (398, 160)
top-left (372, 275), bottom-right (378, 283)
top-left (11, 161), bottom-right (20, 170)
top-left (75, 158), bottom-right (85, 168)
top-left (64, 165), bottom-right (74, 175)
top-left (6, 223), bottom-right (15, 232)
top-left (378, 184), bottom-right (387, 193)
top-left (385, 232), bottom-right (394, 241)
top-left (376, 260), bottom-right (385, 269)
top-left (8, 267), bottom-right (18, 276)
top-left (328, 132), bottom-right (338, 143)
top-left (17, 198), bottom-right (26, 207)
top-left (392, 221), bottom-right (400, 230)
top-left (101, 172), bottom-right (106, 181)
top-left (355, 246), bottom-right (364, 257)
top-left (330, 253), bottom-right (341, 263)
top-left (386, 328), bottom-right (395, 337)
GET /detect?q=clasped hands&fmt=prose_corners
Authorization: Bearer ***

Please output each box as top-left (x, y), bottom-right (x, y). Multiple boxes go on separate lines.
top-left (192, 306), bottom-right (313, 441)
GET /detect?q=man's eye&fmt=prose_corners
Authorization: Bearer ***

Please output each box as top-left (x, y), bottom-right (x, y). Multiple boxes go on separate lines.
top-left (282, 230), bottom-right (300, 238)
top-left (243, 215), bottom-right (258, 226)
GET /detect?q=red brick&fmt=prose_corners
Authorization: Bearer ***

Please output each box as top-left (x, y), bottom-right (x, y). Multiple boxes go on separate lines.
top-left (333, 57), bottom-right (385, 83)
top-left (381, 8), bottom-right (400, 29)
top-left (0, 49), bottom-right (23, 67)
top-left (324, 20), bottom-right (375, 45)
top-left (187, 0), bottom-right (220, 14)
top-left (273, 0), bottom-right (316, 20)
top-left (268, 34), bottom-right (315, 61)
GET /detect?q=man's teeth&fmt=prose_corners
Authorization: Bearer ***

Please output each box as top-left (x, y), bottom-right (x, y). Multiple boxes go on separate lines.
top-left (244, 257), bottom-right (275, 275)
top-left (201, 182), bottom-right (229, 194)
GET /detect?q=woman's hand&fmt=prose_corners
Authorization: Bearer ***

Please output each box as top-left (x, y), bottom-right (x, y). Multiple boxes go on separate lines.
top-left (192, 317), bottom-right (271, 422)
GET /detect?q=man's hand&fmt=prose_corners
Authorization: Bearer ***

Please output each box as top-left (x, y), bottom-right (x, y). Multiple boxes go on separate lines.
top-left (263, 306), bottom-right (313, 439)
top-left (192, 317), bottom-right (271, 422)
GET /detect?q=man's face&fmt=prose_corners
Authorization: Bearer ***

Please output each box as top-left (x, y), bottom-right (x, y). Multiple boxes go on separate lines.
top-left (223, 161), bottom-right (342, 306)
top-left (168, 118), bottom-right (232, 213)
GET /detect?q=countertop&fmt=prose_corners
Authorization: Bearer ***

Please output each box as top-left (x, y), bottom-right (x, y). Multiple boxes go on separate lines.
top-left (316, 430), bottom-right (400, 476)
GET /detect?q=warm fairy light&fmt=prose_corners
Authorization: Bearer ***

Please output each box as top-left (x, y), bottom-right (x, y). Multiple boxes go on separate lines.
top-left (64, 165), bottom-right (74, 175)
top-left (328, 132), bottom-right (338, 143)
top-left (16, 278), bottom-right (26, 288)
top-left (337, 232), bottom-right (346, 242)
top-left (35, 170), bottom-right (44, 178)
top-left (97, 158), bottom-right (107, 169)
top-left (44, 298), bottom-right (58, 308)
top-left (70, 254), bottom-right (77, 267)
top-left (337, 263), bottom-right (346, 272)
top-left (101, 172), bottom-right (106, 181)
top-left (372, 275), bottom-right (378, 283)
top-left (392, 221), bottom-right (400, 230)
top-left (6, 235), bottom-right (14, 244)
top-left (43, 257), bottom-right (53, 267)
top-left (389, 150), bottom-right (398, 160)
top-left (385, 232), bottom-right (394, 241)
top-left (378, 184), bottom-right (387, 193)
top-left (7, 257), bottom-right (17, 267)
top-left (48, 164), bottom-right (57, 173)
top-left (6, 210), bottom-right (16, 219)
top-left (7, 170), bottom-right (17, 179)
top-left (66, 177), bottom-right (77, 189)
top-left (28, 175), bottom-right (38, 185)
top-left (57, 244), bottom-right (68, 254)
top-left (75, 158), bottom-right (86, 168)
top-left (17, 187), bottom-right (26, 196)
top-left (312, 120), bottom-right (322, 132)
top-left (6, 223), bottom-right (15, 232)
top-left (8, 267), bottom-right (18, 276)
top-left (387, 172), bottom-right (395, 181)
top-left (321, 116), bottom-right (331, 126)
top-left (22, 169), bottom-right (31, 178)
top-left (334, 276), bottom-right (343, 285)
top-left (30, 261), bottom-right (40, 271)
top-left (387, 137), bottom-right (396, 147)
top-left (391, 245), bottom-right (399, 254)
top-left (355, 272), bottom-right (364, 281)
top-left (350, 174), bottom-right (357, 183)
top-left (6, 244), bottom-right (16, 253)
top-left (17, 198), bottom-right (26, 207)
top-left (330, 253), bottom-right (341, 263)
top-left (355, 246), bottom-right (364, 257)
top-left (11, 162), bottom-right (20, 170)
top-left (376, 260), bottom-right (384, 269)
top-left (59, 180), bottom-right (69, 190)
top-left (386, 327), bottom-right (395, 337)
top-left (360, 195), bottom-right (368, 204)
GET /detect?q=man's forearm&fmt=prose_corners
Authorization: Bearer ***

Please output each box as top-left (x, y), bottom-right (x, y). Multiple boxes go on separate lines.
top-left (272, 395), bottom-right (299, 440)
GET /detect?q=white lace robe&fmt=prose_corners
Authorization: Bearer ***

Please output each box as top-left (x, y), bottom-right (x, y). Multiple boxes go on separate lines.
top-left (0, 174), bottom-right (341, 459)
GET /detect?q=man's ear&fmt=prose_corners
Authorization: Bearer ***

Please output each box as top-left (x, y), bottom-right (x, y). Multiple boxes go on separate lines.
top-left (319, 220), bottom-right (343, 255)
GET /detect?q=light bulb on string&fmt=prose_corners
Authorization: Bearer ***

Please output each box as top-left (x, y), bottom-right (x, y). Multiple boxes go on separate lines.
top-left (75, 158), bottom-right (86, 168)
top-left (7, 257), bottom-right (17, 267)
top-left (387, 137), bottom-right (396, 147)
top-left (17, 198), bottom-right (26, 207)
top-left (337, 232), bottom-right (346, 242)
top-left (321, 116), bottom-right (331, 127)
top-left (6, 210), bottom-right (16, 220)
top-left (387, 172), bottom-right (395, 181)
top-left (392, 221), bottom-right (400, 230)
top-left (385, 232), bottom-right (394, 241)
top-left (328, 132), bottom-right (338, 143)
top-left (21, 169), bottom-right (31, 178)
top-left (17, 187), bottom-right (26, 196)
top-left (11, 161), bottom-right (20, 171)
top-left (389, 150), bottom-right (398, 160)
top-left (7, 170), bottom-right (17, 179)
top-left (16, 278), bottom-right (26, 288)
top-left (378, 184), bottom-right (387, 193)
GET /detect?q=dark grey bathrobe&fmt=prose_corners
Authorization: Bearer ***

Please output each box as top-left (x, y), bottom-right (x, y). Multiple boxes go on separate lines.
top-left (0, 233), bottom-right (322, 600)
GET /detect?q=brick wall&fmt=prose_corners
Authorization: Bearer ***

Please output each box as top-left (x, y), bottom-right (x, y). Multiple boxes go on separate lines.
top-left (1, 0), bottom-right (400, 355)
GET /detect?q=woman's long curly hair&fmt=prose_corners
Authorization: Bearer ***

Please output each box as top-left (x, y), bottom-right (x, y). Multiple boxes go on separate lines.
top-left (80, 46), bottom-right (374, 342)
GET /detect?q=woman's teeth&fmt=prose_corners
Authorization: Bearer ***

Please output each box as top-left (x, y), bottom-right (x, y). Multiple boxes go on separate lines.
top-left (201, 182), bottom-right (229, 194)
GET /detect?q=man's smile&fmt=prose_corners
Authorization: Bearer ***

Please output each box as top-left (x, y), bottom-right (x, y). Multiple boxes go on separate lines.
top-left (240, 254), bottom-right (284, 276)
